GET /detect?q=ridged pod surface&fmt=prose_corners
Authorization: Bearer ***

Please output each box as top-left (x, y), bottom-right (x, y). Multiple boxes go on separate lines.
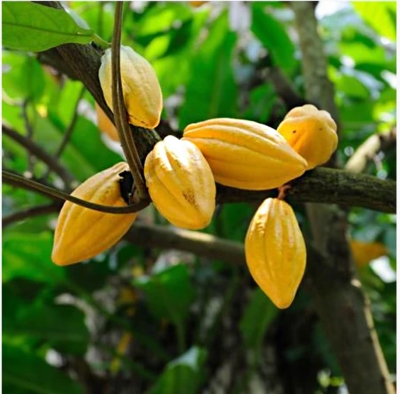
top-left (183, 118), bottom-right (307, 190)
top-left (277, 104), bottom-right (338, 170)
top-left (52, 162), bottom-right (137, 266)
top-left (144, 135), bottom-right (216, 230)
top-left (99, 46), bottom-right (163, 129)
top-left (245, 198), bottom-right (306, 309)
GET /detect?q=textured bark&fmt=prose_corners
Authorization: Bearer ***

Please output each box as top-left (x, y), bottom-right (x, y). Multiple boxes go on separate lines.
top-left (291, 2), bottom-right (395, 394)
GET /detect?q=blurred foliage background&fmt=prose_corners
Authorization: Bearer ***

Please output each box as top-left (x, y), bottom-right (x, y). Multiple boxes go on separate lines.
top-left (2, 2), bottom-right (396, 394)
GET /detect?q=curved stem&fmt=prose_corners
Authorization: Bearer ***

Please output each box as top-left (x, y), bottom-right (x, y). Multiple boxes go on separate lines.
top-left (2, 170), bottom-right (148, 214)
top-left (111, 2), bottom-right (148, 203)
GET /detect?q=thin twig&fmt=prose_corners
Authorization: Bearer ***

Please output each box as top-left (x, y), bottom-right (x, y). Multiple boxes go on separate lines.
top-left (22, 100), bottom-right (36, 174)
top-left (2, 202), bottom-right (62, 228)
top-left (2, 170), bottom-right (149, 214)
top-left (2, 125), bottom-right (75, 189)
top-left (111, 2), bottom-right (148, 203)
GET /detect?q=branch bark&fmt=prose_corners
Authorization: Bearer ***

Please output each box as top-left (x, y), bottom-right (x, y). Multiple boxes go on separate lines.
top-left (291, 3), bottom-right (395, 394)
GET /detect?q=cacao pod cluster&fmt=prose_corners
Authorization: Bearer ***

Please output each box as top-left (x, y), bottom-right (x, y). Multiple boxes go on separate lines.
top-left (53, 42), bottom-right (340, 311)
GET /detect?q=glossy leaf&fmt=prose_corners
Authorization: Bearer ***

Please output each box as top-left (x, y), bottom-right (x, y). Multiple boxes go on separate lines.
top-left (2, 2), bottom-right (94, 52)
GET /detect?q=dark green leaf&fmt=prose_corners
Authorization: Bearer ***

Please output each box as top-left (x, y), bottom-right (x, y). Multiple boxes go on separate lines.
top-left (2, 231), bottom-right (65, 284)
top-left (134, 264), bottom-right (195, 325)
top-left (3, 343), bottom-right (84, 394)
top-left (251, 3), bottom-right (296, 74)
top-left (240, 288), bottom-right (278, 349)
top-left (2, 2), bottom-right (94, 52)
top-left (148, 347), bottom-right (207, 394)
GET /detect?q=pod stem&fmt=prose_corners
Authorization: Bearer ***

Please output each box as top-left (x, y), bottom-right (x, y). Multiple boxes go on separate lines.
top-left (111, 2), bottom-right (148, 204)
top-left (2, 170), bottom-right (147, 214)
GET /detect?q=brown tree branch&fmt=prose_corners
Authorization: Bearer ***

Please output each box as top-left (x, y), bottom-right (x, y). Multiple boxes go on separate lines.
top-left (291, 3), bottom-right (395, 394)
top-left (125, 223), bottom-right (246, 265)
top-left (2, 202), bottom-right (62, 228)
top-left (3, 167), bottom-right (396, 215)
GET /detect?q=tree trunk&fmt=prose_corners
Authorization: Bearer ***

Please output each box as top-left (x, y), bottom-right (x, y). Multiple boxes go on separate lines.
top-left (290, 3), bottom-right (395, 394)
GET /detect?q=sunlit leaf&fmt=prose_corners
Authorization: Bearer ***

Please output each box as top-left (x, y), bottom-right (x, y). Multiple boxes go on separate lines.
top-left (2, 2), bottom-right (94, 52)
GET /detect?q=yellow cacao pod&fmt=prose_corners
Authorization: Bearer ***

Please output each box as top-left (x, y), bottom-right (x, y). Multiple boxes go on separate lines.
top-left (182, 118), bottom-right (308, 190)
top-left (144, 135), bottom-right (216, 230)
top-left (99, 46), bottom-right (163, 129)
top-left (95, 102), bottom-right (119, 141)
top-left (52, 162), bottom-right (137, 266)
top-left (189, 1), bottom-right (207, 6)
top-left (277, 104), bottom-right (338, 170)
top-left (350, 239), bottom-right (387, 268)
top-left (245, 198), bottom-right (306, 309)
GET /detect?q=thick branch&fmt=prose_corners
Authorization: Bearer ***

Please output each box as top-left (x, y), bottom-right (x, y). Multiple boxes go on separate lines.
top-left (291, 3), bottom-right (395, 394)
top-left (3, 167), bottom-right (396, 214)
top-left (217, 167), bottom-right (395, 213)
top-left (125, 223), bottom-right (246, 265)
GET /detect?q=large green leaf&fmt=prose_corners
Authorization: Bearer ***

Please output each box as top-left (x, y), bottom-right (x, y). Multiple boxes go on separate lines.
top-left (2, 2), bottom-right (94, 52)
top-left (134, 264), bottom-right (195, 326)
top-left (2, 52), bottom-right (45, 101)
top-left (240, 288), bottom-right (278, 349)
top-left (148, 347), bottom-right (207, 394)
top-left (251, 3), bottom-right (296, 74)
top-left (3, 343), bottom-right (84, 394)
top-left (352, 2), bottom-right (396, 41)
top-left (178, 11), bottom-right (238, 128)
top-left (3, 282), bottom-right (89, 356)
top-left (2, 231), bottom-right (65, 284)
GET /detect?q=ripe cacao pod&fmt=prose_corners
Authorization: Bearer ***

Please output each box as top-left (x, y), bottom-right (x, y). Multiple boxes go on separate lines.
top-left (350, 239), bottom-right (387, 268)
top-left (189, 1), bottom-right (207, 6)
top-left (99, 46), bottom-right (163, 129)
top-left (277, 104), bottom-right (338, 170)
top-left (95, 102), bottom-right (119, 141)
top-left (183, 118), bottom-right (307, 190)
top-left (245, 198), bottom-right (306, 309)
top-left (144, 135), bottom-right (216, 230)
top-left (52, 162), bottom-right (137, 266)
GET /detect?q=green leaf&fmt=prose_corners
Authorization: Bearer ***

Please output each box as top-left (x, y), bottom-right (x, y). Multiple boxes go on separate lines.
top-left (148, 347), bottom-right (207, 394)
top-left (352, 2), bottom-right (396, 41)
top-left (251, 3), bottom-right (296, 74)
top-left (2, 231), bottom-right (65, 284)
top-left (2, 52), bottom-right (45, 101)
top-left (179, 11), bottom-right (238, 128)
top-left (134, 264), bottom-right (195, 326)
top-left (2, 2), bottom-right (94, 52)
top-left (3, 343), bottom-right (84, 394)
top-left (4, 294), bottom-right (90, 356)
top-left (240, 288), bottom-right (278, 349)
